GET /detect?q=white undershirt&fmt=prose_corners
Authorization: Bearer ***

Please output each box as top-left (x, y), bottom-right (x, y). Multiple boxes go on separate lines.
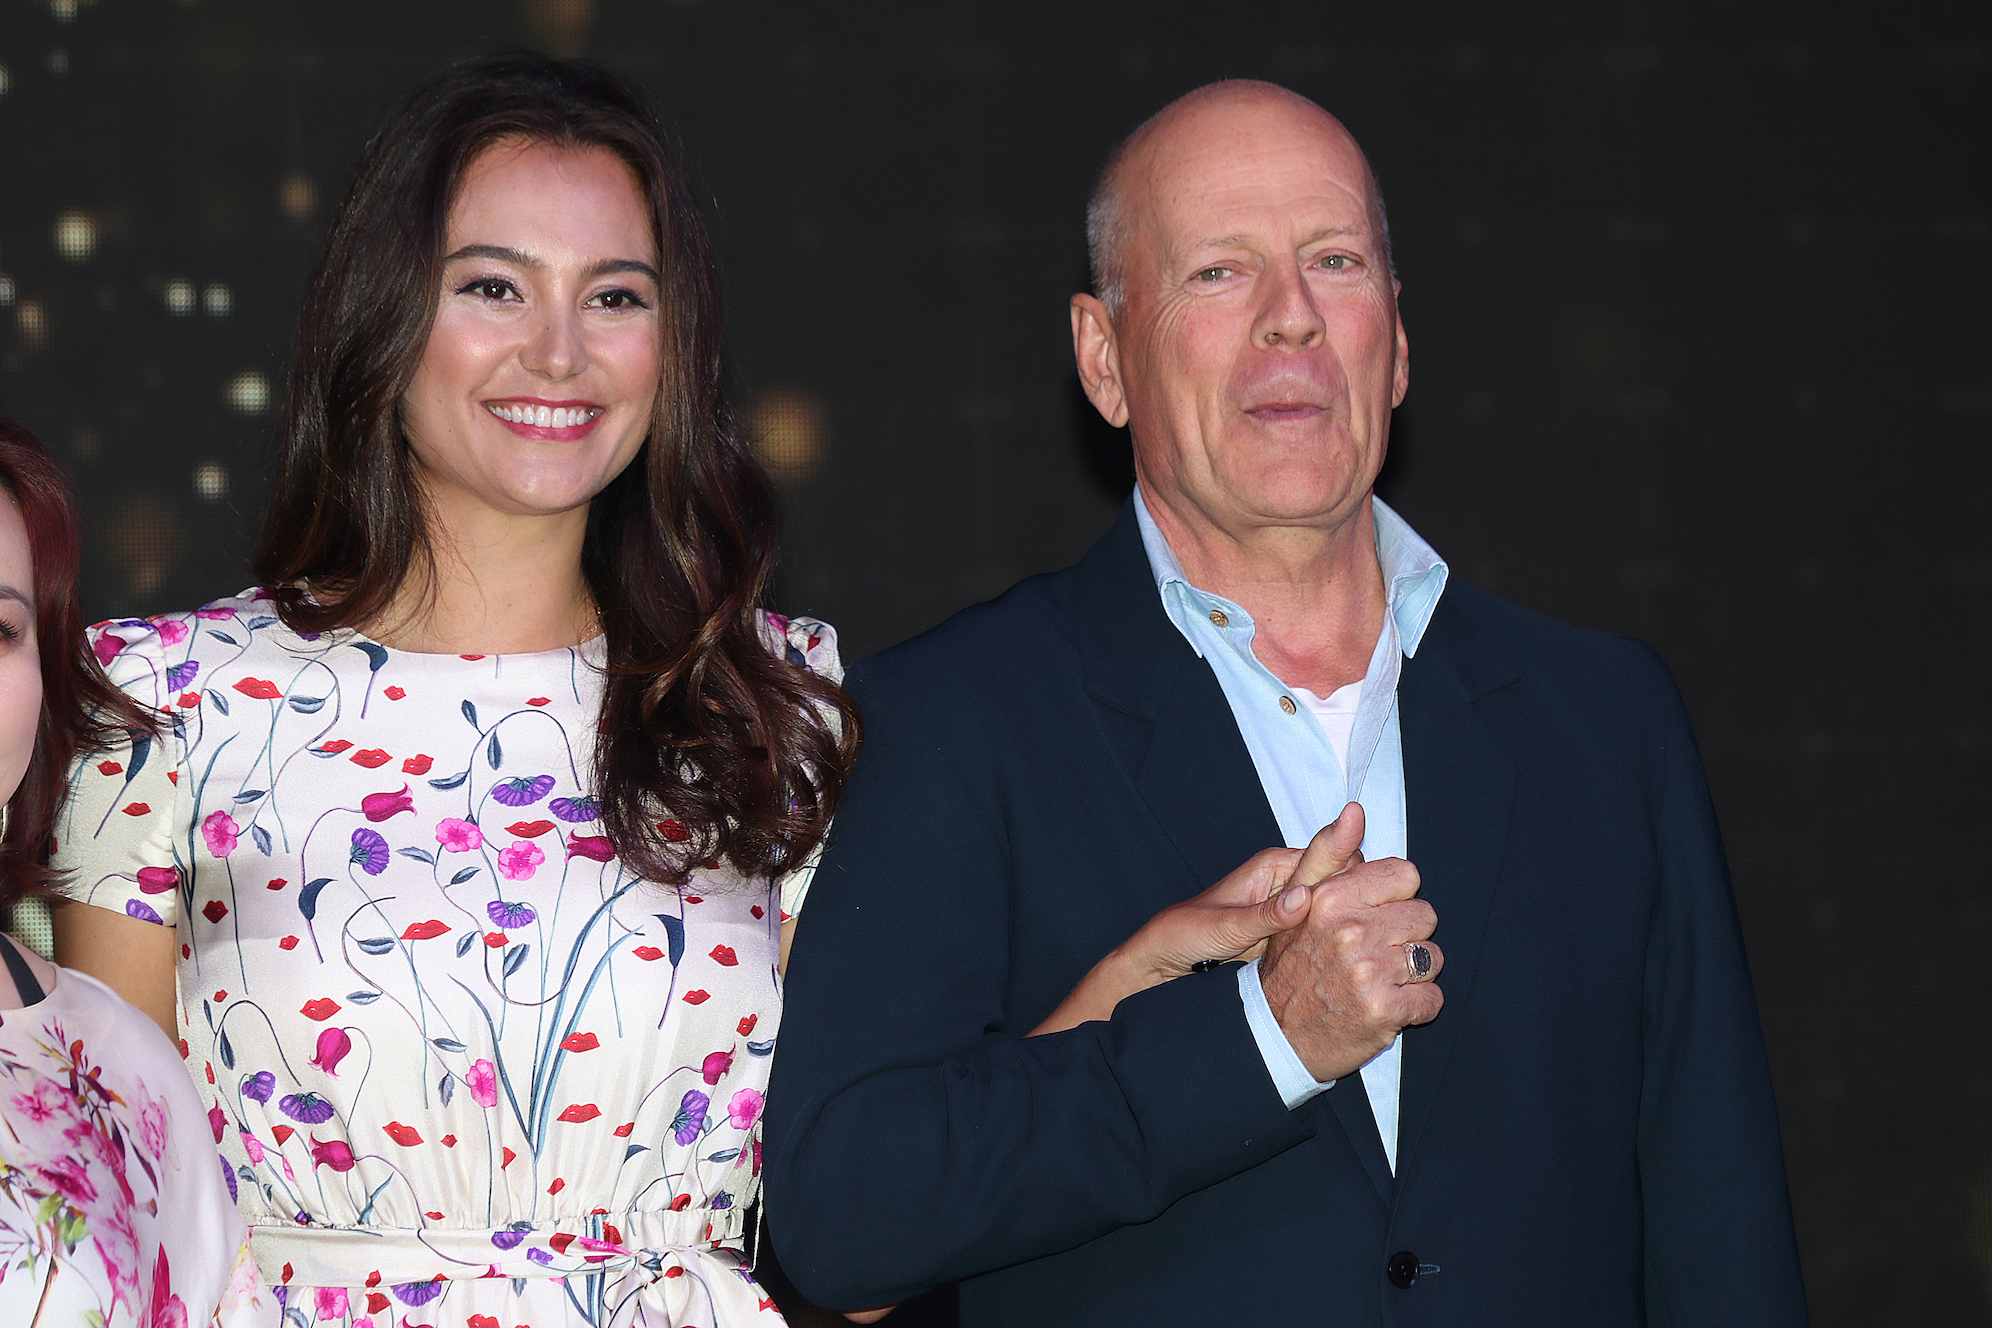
top-left (1290, 680), bottom-right (1363, 771)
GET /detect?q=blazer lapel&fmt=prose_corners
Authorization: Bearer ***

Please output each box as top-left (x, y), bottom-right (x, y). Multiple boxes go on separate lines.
top-left (1392, 594), bottom-right (1519, 1183)
top-left (1071, 502), bottom-right (1395, 1200)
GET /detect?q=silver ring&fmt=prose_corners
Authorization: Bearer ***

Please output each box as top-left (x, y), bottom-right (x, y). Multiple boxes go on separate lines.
top-left (1403, 942), bottom-right (1433, 983)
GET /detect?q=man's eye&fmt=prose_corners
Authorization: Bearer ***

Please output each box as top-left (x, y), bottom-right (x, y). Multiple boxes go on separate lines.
top-left (1319, 254), bottom-right (1352, 270)
top-left (1194, 267), bottom-right (1229, 282)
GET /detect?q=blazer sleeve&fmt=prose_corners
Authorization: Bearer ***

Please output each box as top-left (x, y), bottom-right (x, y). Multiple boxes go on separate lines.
top-left (763, 654), bottom-right (1311, 1311)
top-left (1635, 646), bottom-right (1810, 1325)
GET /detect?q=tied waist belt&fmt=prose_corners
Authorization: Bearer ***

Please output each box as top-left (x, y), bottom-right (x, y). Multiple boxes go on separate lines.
top-left (251, 1205), bottom-right (750, 1292)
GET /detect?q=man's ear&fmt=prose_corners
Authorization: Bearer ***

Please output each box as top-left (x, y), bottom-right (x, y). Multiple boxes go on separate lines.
top-left (1390, 283), bottom-right (1410, 408)
top-left (1071, 294), bottom-right (1131, 429)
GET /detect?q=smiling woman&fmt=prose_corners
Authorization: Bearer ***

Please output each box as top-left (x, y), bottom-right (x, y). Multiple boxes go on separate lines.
top-left (48, 56), bottom-right (856, 1328)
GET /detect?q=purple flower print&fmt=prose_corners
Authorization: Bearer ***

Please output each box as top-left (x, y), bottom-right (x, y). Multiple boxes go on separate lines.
top-left (491, 1228), bottom-right (528, 1251)
top-left (202, 810), bottom-right (240, 857)
top-left (165, 658), bottom-right (199, 691)
top-left (497, 840), bottom-right (545, 882)
top-left (550, 795), bottom-right (599, 824)
top-left (239, 1071), bottom-right (275, 1103)
top-left (349, 827), bottom-right (389, 875)
top-left (436, 817), bottom-right (483, 853)
top-left (392, 1280), bottom-right (444, 1307)
top-left (671, 1089), bottom-right (710, 1146)
top-left (727, 1088), bottom-right (765, 1130)
top-left (487, 899), bottom-right (536, 929)
top-left (527, 1248), bottom-right (554, 1267)
top-left (279, 1092), bottom-right (337, 1124)
top-left (712, 1190), bottom-right (734, 1210)
top-left (125, 899), bottom-right (164, 925)
top-left (491, 774), bottom-right (556, 807)
top-left (220, 1151), bottom-right (238, 1203)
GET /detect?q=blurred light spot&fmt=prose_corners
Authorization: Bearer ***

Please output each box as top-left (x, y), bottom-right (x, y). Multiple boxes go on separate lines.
top-left (47, 49), bottom-right (67, 75)
top-left (203, 283), bottom-right (231, 316)
top-left (105, 495), bottom-right (181, 598)
top-left (523, 0), bottom-right (595, 55)
top-left (224, 371), bottom-right (269, 414)
top-left (0, 274), bottom-right (13, 306)
top-left (16, 301), bottom-right (48, 348)
top-left (52, 209), bottom-right (96, 261)
top-left (278, 171), bottom-right (316, 220)
top-left (52, 0), bottom-right (77, 18)
top-left (70, 427), bottom-right (101, 461)
top-left (164, 279), bottom-right (195, 315)
top-left (747, 386), bottom-right (826, 484)
top-left (193, 463), bottom-right (229, 500)
top-left (0, 65), bottom-right (11, 95)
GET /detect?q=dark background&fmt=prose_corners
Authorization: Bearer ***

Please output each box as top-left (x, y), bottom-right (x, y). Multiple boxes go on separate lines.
top-left (1, 0), bottom-right (1986, 1323)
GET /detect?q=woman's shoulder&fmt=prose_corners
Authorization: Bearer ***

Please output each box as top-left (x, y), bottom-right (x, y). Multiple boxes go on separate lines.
top-left (757, 609), bottom-right (842, 684)
top-left (88, 588), bottom-right (283, 676)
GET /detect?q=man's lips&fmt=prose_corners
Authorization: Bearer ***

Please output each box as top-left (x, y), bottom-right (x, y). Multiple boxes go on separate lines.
top-left (484, 398), bottom-right (605, 440)
top-left (1244, 402), bottom-right (1329, 422)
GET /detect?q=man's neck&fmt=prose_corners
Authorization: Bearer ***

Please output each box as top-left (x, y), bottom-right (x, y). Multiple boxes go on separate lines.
top-left (1142, 483), bottom-right (1388, 696)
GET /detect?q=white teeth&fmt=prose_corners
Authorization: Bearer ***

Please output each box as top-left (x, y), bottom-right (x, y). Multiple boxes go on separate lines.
top-left (488, 403), bottom-right (599, 428)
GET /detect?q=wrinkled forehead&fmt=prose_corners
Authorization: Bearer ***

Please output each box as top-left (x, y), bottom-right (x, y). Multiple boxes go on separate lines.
top-left (1126, 93), bottom-right (1380, 258)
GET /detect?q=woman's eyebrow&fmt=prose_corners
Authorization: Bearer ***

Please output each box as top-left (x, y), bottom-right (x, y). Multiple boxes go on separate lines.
top-left (443, 244), bottom-right (659, 283)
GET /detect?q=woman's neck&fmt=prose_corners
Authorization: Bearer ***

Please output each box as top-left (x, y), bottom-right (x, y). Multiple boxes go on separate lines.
top-left (363, 503), bottom-right (600, 655)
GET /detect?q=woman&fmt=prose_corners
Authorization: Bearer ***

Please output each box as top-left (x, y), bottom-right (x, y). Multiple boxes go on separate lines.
top-left (52, 57), bottom-right (855, 1328)
top-left (0, 414), bottom-right (275, 1326)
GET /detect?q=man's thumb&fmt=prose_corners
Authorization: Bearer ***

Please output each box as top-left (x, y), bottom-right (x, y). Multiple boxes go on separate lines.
top-left (1292, 802), bottom-right (1366, 887)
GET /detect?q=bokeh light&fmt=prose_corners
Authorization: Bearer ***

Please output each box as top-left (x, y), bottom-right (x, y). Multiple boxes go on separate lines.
top-left (203, 282), bottom-right (231, 316)
top-left (746, 386), bottom-right (827, 484)
top-left (193, 463), bottom-right (229, 500)
top-left (16, 301), bottom-right (48, 348)
top-left (51, 0), bottom-right (77, 22)
top-left (52, 209), bottom-right (96, 261)
top-left (105, 495), bottom-right (181, 598)
top-left (0, 65), bottom-right (12, 96)
top-left (224, 370), bottom-right (269, 414)
top-left (0, 275), bottom-right (14, 306)
top-left (164, 279), bottom-right (195, 314)
top-left (278, 171), bottom-right (317, 220)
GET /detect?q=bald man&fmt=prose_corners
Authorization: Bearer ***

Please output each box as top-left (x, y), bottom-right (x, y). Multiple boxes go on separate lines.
top-left (766, 83), bottom-right (1808, 1327)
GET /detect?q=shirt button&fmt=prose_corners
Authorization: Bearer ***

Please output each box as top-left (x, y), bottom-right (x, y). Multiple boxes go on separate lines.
top-left (1279, 696), bottom-right (1297, 715)
top-left (1208, 609), bottom-right (1229, 628)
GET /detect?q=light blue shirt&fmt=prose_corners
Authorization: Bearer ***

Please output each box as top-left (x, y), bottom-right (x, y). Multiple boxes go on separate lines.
top-left (1134, 490), bottom-right (1448, 1173)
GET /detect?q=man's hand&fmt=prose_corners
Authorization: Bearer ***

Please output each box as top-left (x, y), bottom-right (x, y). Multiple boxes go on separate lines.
top-left (1259, 807), bottom-right (1442, 1082)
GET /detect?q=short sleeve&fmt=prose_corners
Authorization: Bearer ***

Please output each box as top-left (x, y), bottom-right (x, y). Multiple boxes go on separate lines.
top-left (51, 619), bottom-right (194, 929)
top-left (759, 612), bottom-right (844, 919)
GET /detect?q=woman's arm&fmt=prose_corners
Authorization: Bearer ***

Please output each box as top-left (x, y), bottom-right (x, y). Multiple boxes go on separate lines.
top-left (53, 901), bottom-right (177, 1039)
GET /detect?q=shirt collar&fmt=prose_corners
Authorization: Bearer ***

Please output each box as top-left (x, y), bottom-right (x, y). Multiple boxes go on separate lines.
top-left (1133, 487), bottom-right (1449, 658)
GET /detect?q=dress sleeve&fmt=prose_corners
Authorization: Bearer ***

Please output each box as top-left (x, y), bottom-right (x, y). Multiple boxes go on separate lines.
top-left (51, 620), bottom-right (194, 929)
top-left (758, 613), bottom-right (844, 920)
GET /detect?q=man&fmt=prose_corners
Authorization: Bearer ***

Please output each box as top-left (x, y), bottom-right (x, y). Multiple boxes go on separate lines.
top-left (766, 81), bottom-right (1808, 1326)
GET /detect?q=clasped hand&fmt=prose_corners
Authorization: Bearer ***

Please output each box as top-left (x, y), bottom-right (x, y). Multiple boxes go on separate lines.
top-left (1032, 802), bottom-right (1442, 1083)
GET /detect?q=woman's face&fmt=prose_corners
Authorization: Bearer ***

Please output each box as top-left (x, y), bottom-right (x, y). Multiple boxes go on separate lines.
top-left (0, 493), bottom-right (42, 810)
top-left (400, 137), bottom-right (664, 528)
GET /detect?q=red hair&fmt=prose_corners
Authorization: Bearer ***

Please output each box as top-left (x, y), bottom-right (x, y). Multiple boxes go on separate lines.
top-left (0, 414), bottom-right (155, 906)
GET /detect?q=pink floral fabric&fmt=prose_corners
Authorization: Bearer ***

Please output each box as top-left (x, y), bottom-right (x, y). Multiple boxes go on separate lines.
top-left (0, 964), bottom-right (276, 1326)
top-left (54, 590), bottom-right (839, 1327)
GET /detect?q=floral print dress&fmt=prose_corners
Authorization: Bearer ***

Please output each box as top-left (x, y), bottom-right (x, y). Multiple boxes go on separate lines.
top-left (0, 959), bottom-right (277, 1327)
top-left (54, 591), bottom-right (837, 1328)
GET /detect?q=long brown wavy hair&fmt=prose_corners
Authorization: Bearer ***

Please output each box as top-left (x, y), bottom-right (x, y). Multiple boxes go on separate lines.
top-left (253, 55), bottom-right (857, 885)
top-left (0, 414), bottom-right (156, 907)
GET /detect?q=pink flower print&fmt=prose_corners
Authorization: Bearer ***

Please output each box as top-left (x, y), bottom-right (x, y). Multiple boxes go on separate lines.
top-left (727, 1088), bottom-right (765, 1130)
top-left (310, 1134), bottom-right (356, 1171)
top-left (701, 1050), bottom-right (733, 1085)
top-left (201, 810), bottom-right (240, 857)
top-left (14, 1077), bottom-right (68, 1122)
top-left (136, 1095), bottom-right (171, 1162)
top-left (33, 1154), bottom-right (97, 1204)
top-left (239, 1128), bottom-right (264, 1164)
top-left (93, 632), bottom-right (126, 666)
top-left (436, 817), bottom-right (483, 853)
top-left (135, 865), bottom-right (179, 894)
top-left (97, 1201), bottom-right (141, 1315)
top-left (465, 1058), bottom-right (498, 1108)
top-left (195, 605), bottom-right (235, 620)
top-left (146, 1246), bottom-right (189, 1328)
top-left (311, 1026), bottom-right (353, 1076)
top-left (154, 617), bottom-right (190, 645)
top-left (361, 784), bottom-right (415, 822)
top-left (209, 1103), bottom-right (226, 1143)
top-left (497, 839), bottom-right (545, 881)
top-left (566, 833), bottom-right (614, 862)
top-left (315, 1286), bottom-right (349, 1319)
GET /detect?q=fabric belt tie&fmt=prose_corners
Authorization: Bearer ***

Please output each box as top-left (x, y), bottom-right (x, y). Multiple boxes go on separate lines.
top-left (251, 1205), bottom-right (750, 1294)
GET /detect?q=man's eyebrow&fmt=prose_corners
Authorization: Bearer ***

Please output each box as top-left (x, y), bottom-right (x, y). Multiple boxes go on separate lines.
top-left (442, 245), bottom-right (660, 283)
top-left (1183, 224), bottom-right (1369, 253)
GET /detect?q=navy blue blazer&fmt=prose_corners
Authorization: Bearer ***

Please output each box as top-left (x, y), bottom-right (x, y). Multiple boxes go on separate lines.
top-left (766, 502), bottom-right (1807, 1326)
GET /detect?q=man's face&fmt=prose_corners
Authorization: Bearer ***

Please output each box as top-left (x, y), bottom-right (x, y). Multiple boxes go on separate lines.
top-left (1100, 92), bottom-right (1408, 540)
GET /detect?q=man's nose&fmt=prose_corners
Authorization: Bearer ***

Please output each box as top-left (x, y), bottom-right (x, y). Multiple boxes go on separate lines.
top-left (520, 307), bottom-right (589, 381)
top-left (1253, 258), bottom-right (1325, 350)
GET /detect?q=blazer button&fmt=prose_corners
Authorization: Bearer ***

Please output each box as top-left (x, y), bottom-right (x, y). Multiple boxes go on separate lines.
top-left (1386, 1250), bottom-right (1419, 1289)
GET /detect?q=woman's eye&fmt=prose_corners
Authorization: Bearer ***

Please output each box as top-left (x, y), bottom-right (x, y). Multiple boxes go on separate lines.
top-left (592, 288), bottom-right (650, 311)
top-left (458, 278), bottom-right (517, 301)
